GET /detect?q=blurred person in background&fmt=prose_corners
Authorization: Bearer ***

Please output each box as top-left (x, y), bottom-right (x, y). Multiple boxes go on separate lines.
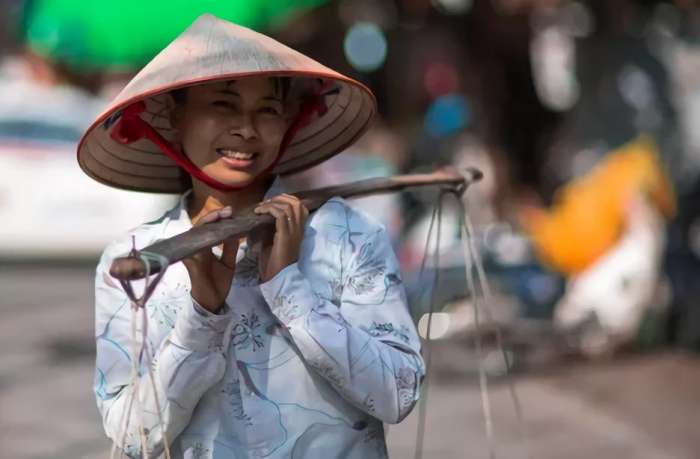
top-left (652, 0), bottom-right (700, 350)
top-left (521, 0), bottom-right (697, 356)
top-left (0, 0), bottom-right (172, 258)
top-left (305, 0), bottom-right (700, 358)
top-left (84, 14), bottom-right (423, 458)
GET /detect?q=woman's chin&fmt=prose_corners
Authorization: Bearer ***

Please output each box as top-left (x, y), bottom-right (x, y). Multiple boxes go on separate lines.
top-left (203, 169), bottom-right (266, 190)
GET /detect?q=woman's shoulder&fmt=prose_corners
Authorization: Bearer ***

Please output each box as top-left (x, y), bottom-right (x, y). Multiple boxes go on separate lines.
top-left (305, 197), bottom-right (389, 252)
top-left (310, 196), bottom-right (387, 237)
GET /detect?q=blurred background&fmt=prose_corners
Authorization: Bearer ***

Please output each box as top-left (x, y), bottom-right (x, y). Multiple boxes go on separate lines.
top-left (1, 0), bottom-right (700, 457)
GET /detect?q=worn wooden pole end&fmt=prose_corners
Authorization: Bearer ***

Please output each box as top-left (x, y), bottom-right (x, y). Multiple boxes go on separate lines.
top-left (109, 257), bottom-right (148, 281)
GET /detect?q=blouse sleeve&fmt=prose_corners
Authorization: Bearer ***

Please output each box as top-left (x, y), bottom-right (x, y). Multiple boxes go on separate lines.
top-left (93, 240), bottom-right (232, 457)
top-left (259, 199), bottom-right (425, 424)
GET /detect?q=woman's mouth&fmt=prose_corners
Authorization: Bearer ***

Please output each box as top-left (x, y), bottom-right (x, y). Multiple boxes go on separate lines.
top-left (216, 148), bottom-right (259, 169)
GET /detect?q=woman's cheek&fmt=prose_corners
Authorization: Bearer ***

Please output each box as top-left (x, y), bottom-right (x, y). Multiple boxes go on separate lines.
top-left (260, 118), bottom-right (288, 147)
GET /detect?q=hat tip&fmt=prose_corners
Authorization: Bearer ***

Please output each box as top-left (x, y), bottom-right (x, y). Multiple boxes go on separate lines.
top-left (193, 12), bottom-right (219, 25)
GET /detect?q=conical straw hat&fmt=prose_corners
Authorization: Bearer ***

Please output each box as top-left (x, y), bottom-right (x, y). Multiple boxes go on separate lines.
top-left (77, 14), bottom-right (376, 193)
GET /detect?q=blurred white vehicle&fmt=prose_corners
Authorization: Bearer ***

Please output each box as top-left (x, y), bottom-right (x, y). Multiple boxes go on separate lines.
top-left (0, 62), bottom-right (175, 258)
top-left (554, 195), bottom-right (668, 356)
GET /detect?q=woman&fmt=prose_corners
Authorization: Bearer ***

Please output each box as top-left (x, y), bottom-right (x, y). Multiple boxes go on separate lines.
top-left (81, 14), bottom-right (423, 458)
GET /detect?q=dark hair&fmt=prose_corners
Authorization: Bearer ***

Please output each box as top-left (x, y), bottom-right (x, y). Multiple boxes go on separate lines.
top-left (272, 77), bottom-right (292, 100)
top-left (170, 87), bottom-right (187, 105)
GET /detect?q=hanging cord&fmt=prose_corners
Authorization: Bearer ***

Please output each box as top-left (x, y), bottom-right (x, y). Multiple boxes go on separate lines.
top-left (414, 190), bottom-right (447, 459)
top-left (111, 241), bottom-right (148, 459)
top-left (110, 309), bottom-right (140, 459)
top-left (111, 241), bottom-right (173, 459)
top-left (451, 190), bottom-right (530, 459)
top-left (453, 190), bottom-right (496, 458)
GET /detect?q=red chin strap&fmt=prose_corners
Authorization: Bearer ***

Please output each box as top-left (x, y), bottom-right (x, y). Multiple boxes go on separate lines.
top-left (110, 82), bottom-right (332, 192)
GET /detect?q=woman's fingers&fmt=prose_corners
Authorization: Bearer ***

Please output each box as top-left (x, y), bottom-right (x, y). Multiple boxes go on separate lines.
top-left (254, 195), bottom-right (309, 231)
top-left (256, 203), bottom-right (292, 235)
top-left (255, 199), bottom-right (291, 220)
top-left (276, 194), bottom-right (306, 226)
top-left (253, 195), bottom-right (309, 282)
top-left (186, 206), bottom-right (235, 271)
top-left (275, 194), bottom-right (310, 225)
top-left (195, 206), bottom-right (233, 226)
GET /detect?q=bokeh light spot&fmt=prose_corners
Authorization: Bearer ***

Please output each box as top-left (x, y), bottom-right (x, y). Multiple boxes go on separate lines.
top-left (432, 0), bottom-right (473, 15)
top-left (424, 94), bottom-right (471, 138)
top-left (424, 61), bottom-right (459, 99)
top-left (418, 312), bottom-right (451, 339)
top-left (343, 22), bottom-right (388, 72)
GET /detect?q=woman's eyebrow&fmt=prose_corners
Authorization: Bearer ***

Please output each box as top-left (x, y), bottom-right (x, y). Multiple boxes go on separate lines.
top-left (214, 89), bottom-right (240, 97)
top-left (221, 80), bottom-right (281, 102)
top-left (213, 90), bottom-right (280, 103)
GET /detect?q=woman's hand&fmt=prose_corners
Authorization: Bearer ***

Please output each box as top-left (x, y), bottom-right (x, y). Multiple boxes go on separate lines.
top-left (254, 194), bottom-right (309, 283)
top-left (182, 206), bottom-right (239, 313)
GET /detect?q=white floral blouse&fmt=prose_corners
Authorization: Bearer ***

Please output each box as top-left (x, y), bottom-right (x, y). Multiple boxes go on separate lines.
top-left (93, 192), bottom-right (425, 458)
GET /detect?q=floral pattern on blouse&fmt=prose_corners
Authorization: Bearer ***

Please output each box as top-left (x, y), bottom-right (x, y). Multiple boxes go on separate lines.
top-left (93, 194), bottom-right (424, 458)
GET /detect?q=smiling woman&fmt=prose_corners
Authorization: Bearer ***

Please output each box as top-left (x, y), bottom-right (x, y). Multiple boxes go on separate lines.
top-left (169, 78), bottom-right (291, 195)
top-left (81, 13), bottom-right (423, 459)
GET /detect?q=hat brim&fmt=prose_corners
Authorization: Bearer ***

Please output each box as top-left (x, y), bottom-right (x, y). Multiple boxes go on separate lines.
top-left (77, 14), bottom-right (376, 193)
top-left (78, 72), bottom-right (375, 193)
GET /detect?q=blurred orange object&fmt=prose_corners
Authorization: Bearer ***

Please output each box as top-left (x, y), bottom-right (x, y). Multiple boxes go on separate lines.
top-left (520, 136), bottom-right (676, 275)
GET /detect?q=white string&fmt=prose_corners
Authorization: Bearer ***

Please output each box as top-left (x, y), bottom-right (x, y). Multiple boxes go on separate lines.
top-left (112, 238), bottom-right (146, 459)
top-left (455, 190), bottom-right (531, 459)
top-left (458, 197), bottom-right (530, 459)
top-left (414, 191), bottom-right (445, 459)
top-left (110, 310), bottom-right (138, 459)
top-left (139, 251), bottom-right (173, 459)
top-left (135, 307), bottom-right (149, 459)
top-left (133, 253), bottom-right (150, 459)
top-left (414, 183), bottom-right (526, 459)
top-left (112, 249), bottom-right (172, 459)
top-left (458, 207), bottom-right (496, 458)
top-left (109, 292), bottom-right (143, 459)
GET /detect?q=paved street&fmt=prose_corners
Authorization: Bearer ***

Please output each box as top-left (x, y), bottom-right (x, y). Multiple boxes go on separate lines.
top-left (1, 264), bottom-right (698, 459)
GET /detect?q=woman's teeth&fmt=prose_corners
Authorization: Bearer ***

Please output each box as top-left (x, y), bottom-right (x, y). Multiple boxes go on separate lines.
top-left (217, 149), bottom-right (256, 160)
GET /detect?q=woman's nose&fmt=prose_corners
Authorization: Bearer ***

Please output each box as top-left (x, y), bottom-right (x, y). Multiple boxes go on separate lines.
top-left (229, 114), bottom-right (259, 140)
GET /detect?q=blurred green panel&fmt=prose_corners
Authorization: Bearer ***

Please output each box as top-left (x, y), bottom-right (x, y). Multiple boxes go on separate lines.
top-left (22, 0), bottom-right (326, 70)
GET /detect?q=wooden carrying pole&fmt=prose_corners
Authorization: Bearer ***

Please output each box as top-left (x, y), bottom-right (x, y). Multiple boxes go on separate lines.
top-left (109, 168), bottom-right (482, 281)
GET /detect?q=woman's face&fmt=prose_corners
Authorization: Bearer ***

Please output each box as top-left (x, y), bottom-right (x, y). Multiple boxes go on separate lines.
top-left (171, 77), bottom-right (289, 189)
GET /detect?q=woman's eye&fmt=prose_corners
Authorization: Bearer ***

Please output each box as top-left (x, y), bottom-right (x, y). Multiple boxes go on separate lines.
top-left (259, 106), bottom-right (282, 116)
top-left (212, 100), bottom-right (236, 109)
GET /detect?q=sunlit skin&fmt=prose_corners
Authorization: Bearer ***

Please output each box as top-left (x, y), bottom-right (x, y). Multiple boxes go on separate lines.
top-left (169, 77), bottom-right (309, 313)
